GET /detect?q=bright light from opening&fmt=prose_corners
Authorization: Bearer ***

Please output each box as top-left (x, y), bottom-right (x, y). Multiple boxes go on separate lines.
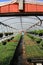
top-left (36, 63), bottom-right (42, 65)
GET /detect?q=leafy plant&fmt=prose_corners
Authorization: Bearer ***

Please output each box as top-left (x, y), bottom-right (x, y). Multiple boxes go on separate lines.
top-left (0, 33), bottom-right (3, 38)
top-left (2, 41), bottom-right (7, 45)
top-left (5, 33), bottom-right (9, 36)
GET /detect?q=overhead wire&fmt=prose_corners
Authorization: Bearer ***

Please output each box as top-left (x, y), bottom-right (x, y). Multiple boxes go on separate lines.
top-left (0, 21), bottom-right (17, 30)
top-left (26, 22), bottom-right (43, 32)
top-left (26, 21), bottom-right (40, 31)
top-left (20, 16), bottom-right (23, 31)
top-left (36, 16), bottom-right (42, 26)
top-left (1, 17), bottom-right (17, 22)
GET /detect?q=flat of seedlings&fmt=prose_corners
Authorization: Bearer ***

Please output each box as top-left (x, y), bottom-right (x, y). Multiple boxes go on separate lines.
top-left (24, 35), bottom-right (43, 59)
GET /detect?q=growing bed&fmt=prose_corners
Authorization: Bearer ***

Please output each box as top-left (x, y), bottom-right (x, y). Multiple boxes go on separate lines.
top-left (28, 30), bottom-right (43, 36)
top-left (24, 35), bottom-right (43, 59)
top-left (0, 34), bottom-right (21, 65)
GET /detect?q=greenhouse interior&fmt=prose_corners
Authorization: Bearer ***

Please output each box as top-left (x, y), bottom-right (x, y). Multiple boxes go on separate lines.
top-left (0, 16), bottom-right (43, 65)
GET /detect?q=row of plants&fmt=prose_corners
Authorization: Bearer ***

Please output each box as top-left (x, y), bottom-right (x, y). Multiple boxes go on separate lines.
top-left (27, 34), bottom-right (42, 44)
top-left (5, 32), bottom-right (13, 36)
top-left (0, 34), bottom-right (21, 65)
top-left (0, 32), bottom-right (13, 38)
top-left (27, 33), bottom-right (43, 49)
top-left (25, 44), bottom-right (43, 58)
top-left (28, 30), bottom-right (43, 36)
top-left (25, 35), bottom-right (43, 59)
top-left (2, 37), bottom-right (14, 45)
top-left (39, 40), bottom-right (43, 49)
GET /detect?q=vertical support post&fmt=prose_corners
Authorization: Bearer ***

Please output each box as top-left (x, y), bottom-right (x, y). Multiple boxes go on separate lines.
top-left (19, 0), bottom-right (24, 10)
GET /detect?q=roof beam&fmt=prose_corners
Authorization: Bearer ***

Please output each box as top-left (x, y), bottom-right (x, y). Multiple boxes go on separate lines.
top-left (0, 12), bottom-right (43, 17)
top-left (19, 0), bottom-right (24, 10)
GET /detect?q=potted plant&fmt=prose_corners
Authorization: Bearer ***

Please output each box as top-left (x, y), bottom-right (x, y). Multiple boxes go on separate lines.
top-left (2, 40), bottom-right (7, 45)
top-left (0, 33), bottom-right (3, 38)
top-left (5, 33), bottom-right (9, 36)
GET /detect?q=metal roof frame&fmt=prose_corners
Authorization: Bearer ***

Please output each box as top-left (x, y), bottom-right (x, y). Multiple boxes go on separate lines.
top-left (0, 12), bottom-right (43, 17)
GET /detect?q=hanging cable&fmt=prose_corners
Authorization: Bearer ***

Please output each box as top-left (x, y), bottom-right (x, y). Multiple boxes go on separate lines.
top-left (20, 16), bottom-right (23, 31)
top-left (26, 21), bottom-right (40, 31)
top-left (36, 16), bottom-right (42, 26)
top-left (26, 21), bottom-right (43, 32)
top-left (1, 17), bottom-right (17, 23)
top-left (0, 21), bottom-right (17, 30)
